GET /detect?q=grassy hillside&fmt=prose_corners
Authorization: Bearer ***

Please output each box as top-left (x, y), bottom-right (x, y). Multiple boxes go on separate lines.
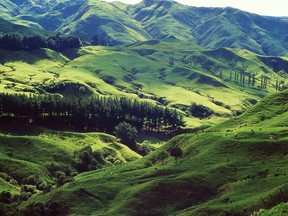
top-left (0, 17), bottom-right (54, 36)
top-left (0, 124), bottom-right (141, 214)
top-left (0, 1), bottom-right (288, 215)
top-left (127, 0), bottom-right (288, 56)
top-left (1, 41), bottom-right (287, 129)
top-left (12, 89), bottom-right (288, 215)
top-left (1, 0), bottom-right (288, 55)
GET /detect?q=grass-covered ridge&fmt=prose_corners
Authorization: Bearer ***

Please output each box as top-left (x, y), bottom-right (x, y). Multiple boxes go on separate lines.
top-left (1, 0), bottom-right (288, 55)
top-left (0, 123), bottom-right (141, 214)
top-left (8, 89), bottom-right (287, 215)
top-left (0, 40), bottom-right (287, 129)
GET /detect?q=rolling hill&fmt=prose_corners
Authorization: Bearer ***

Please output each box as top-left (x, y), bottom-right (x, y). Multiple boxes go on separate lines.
top-left (1, 0), bottom-right (288, 215)
top-left (10, 87), bottom-right (288, 216)
top-left (1, 42), bottom-right (287, 128)
top-left (0, 0), bottom-right (288, 55)
top-left (129, 0), bottom-right (288, 56)
top-left (0, 123), bottom-right (141, 215)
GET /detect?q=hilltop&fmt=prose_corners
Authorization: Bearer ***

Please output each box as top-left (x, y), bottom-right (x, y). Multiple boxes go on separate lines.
top-left (0, 0), bottom-right (288, 55)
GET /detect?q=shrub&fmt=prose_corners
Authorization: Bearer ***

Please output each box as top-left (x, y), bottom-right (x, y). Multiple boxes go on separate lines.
top-left (74, 146), bottom-right (101, 173)
top-left (21, 185), bottom-right (36, 194)
top-left (47, 163), bottom-right (62, 176)
top-left (0, 203), bottom-right (8, 216)
top-left (170, 147), bottom-right (183, 161)
top-left (114, 122), bottom-right (138, 151)
top-left (189, 103), bottom-right (214, 118)
top-left (0, 191), bottom-right (12, 204)
top-left (22, 175), bottom-right (37, 185)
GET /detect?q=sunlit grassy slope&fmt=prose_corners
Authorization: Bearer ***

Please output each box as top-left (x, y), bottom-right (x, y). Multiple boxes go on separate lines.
top-left (0, 41), bottom-right (287, 128)
top-left (17, 90), bottom-right (288, 215)
top-left (0, 124), bottom-right (141, 199)
top-left (2, 0), bottom-right (288, 56)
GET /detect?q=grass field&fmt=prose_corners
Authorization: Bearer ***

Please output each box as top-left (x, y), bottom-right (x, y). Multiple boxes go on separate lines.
top-left (7, 90), bottom-right (286, 215)
top-left (0, 124), bottom-right (141, 206)
top-left (0, 42), bottom-right (288, 215)
top-left (1, 41), bottom-right (287, 129)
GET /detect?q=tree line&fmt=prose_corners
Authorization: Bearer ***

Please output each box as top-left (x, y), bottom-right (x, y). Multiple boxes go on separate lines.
top-left (0, 93), bottom-right (185, 133)
top-left (0, 33), bottom-right (81, 51)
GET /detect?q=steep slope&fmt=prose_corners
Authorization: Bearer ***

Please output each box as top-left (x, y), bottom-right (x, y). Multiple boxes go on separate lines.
top-left (59, 0), bottom-right (150, 45)
top-left (15, 89), bottom-right (288, 215)
top-left (0, 0), bottom-right (150, 44)
top-left (128, 0), bottom-right (288, 56)
top-left (1, 0), bottom-right (288, 55)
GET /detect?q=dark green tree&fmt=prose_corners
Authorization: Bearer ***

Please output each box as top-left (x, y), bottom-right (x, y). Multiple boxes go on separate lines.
top-left (114, 122), bottom-right (138, 151)
top-left (170, 147), bottom-right (183, 162)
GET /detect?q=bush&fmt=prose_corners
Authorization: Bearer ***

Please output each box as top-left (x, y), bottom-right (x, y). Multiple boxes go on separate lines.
top-left (170, 147), bottom-right (183, 161)
top-left (0, 203), bottom-right (8, 216)
top-left (74, 146), bottom-right (102, 173)
top-left (92, 151), bottom-right (105, 165)
top-left (0, 191), bottom-right (12, 204)
top-left (19, 192), bottom-right (31, 201)
top-left (22, 175), bottom-right (37, 185)
top-left (114, 122), bottom-right (138, 151)
top-left (189, 103), bottom-right (214, 118)
top-left (47, 163), bottom-right (62, 176)
top-left (139, 141), bottom-right (155, 156)
top-left (21, 185), bottom-right (36, 194)
top-left (150, 151), bottom-right (169, 164)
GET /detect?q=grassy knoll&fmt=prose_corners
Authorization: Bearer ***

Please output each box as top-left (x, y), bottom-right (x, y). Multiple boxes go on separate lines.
top-left (14, 90), bottom-right (288, 215)
top-left (0, 124), bottom-right (141, 210)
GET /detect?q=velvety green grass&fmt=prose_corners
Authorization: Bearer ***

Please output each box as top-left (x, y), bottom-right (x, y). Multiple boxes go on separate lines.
top-left (15, 90), bottom-right (288, 215)
top-left (1, 41), bottom-right (287, 129)
top-left (0, 124), bottom-right (141, 199)
top-left (259, 202), bottom-right (288, 216)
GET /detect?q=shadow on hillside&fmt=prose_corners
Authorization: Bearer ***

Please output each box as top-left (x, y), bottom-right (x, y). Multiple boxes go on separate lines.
top-left (0, 49), bottom-right (66, 65)
top-left (0, 123), bottom-right (44, 136)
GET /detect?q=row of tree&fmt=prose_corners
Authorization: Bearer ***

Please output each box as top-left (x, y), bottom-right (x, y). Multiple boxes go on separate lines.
top-left (0, 33), bottom-right (81, 51)
top-left (0, 93), bottom-right (185, 133)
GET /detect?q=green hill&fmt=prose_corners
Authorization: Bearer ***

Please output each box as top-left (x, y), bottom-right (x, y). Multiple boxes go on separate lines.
top-left (0, 124), bottom-right (141, 215)
top-left (128, 0), bottom-right (288, 56)
top-left (11, 90), bottom-right (288, 215)
top-left (0, 17), bottom-right (53, 36)
top-left (1, 0), bottom-right (288, 55)
top-left (1, 42), bottom-right (287, 128)
top-left (1, 1), bottom-right (288, 215)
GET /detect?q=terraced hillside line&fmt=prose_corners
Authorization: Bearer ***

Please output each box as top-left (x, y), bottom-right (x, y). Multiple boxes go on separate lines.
top-left (123, 67), bottom-right (139, 84)
top-left (158, 68), bottom-right (167, 81)
top-left (3, 64), bottom-right (15, 72)
top-left (76, 188), bottom-right (105, 203)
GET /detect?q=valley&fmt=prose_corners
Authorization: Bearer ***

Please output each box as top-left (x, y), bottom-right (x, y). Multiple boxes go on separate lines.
top-left (0, 0), bottom-right (288, 215)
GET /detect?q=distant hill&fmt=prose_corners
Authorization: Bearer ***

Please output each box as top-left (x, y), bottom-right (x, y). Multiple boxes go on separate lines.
top-left (1, 41), bottom-right (287, 129)
top-left (127, 0), bottom-right (288, 56)
top-left (0, 0), bottom-right (288, 55)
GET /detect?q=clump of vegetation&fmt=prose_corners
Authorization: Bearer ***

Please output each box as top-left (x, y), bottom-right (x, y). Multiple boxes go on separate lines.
top-left (23, 201), bottom-right (68, 216)
top-left (47, 163), bottom-right (74, 187)
top-left (0, 93), bottom-right (185, 134)
top-left (0, 33), bottom-right (81, 51)
top-left (114, 122), bottom-right (138, 151)
top-left (189, 103), bottom-right (214, 118)
top-left (74, 146), bottom-right (105, 173)
top-left (169, 147), bottom-right (183, 162)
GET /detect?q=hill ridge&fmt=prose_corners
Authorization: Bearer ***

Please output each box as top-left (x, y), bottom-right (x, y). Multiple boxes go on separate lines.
top-left (0, 0), bottom-right (288, 55)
